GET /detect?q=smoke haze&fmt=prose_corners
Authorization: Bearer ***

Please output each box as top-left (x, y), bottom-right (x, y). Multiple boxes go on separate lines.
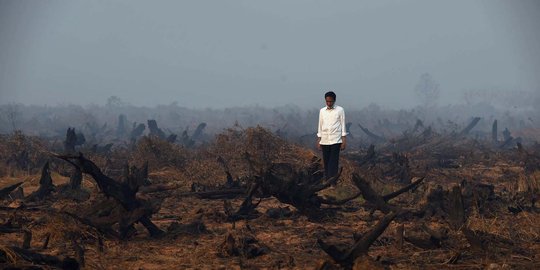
top-left (1, 0), bottom-right (539, 109)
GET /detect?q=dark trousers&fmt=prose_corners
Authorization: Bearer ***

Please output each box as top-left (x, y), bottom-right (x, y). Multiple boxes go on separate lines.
top-left (321, 143), bottom-right (341, 179)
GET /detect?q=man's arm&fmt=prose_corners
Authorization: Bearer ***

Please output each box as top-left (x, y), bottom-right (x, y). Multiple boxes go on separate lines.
top-left (317, 109), bottom-right (323, 150)
top-left (340, 108), bottom-right (347, 150)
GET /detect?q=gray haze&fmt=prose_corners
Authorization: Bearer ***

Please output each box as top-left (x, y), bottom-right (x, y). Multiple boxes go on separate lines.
top-left (1, 0), bottom-right (539, 109)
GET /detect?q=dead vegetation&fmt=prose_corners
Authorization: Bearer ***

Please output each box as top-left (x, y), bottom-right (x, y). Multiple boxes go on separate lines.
top-left (0, 121), bottom-right (539, 269)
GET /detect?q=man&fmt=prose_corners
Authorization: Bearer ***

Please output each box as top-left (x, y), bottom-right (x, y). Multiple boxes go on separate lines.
top-left (317, 91), bottom-right (347, 179)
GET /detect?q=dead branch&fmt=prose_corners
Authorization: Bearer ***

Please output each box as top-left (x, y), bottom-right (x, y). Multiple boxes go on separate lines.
top-left (458, 117), bottom-right (481, 136)
top-left (358, 123), bottom-right (386, 143)
top-left (318, 211), bottom-right (397, 268)
top-left (0, 182), bottom-right (23, 200)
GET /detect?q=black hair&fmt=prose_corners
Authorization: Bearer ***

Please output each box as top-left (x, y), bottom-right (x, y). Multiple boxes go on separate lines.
top-left (324, 91), bottom-right (336, 100)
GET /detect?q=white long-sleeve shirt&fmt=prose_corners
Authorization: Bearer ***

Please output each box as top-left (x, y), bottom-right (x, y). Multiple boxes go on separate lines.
top-left (317, 105), bottom-right (347, 145)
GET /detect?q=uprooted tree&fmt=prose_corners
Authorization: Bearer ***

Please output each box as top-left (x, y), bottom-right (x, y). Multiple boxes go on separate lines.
top-left (54, 153), bottom-right (164, 239)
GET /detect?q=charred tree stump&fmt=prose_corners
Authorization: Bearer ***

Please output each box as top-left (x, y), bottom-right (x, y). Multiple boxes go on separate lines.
top-left (26, 161), bottom-right (55, 202)
top-left (147, 119), bottom-right (166, 139)
top-left (64, 128), bottom-right (77, 153)
top-left (64, 128), bottom-right (85, 154)
top-left (116, 114), bottom-right (128, 138)
top-left (317, 212), bottom-right (397, 269)
top-left (57, 165), bottom-right (90, 202)
top-left (258, 161), bottom-right (344, 213)
top-left (70, 166), bottom-right (82, 190)
top-left (492, 120), bottom-right (498, 143)
top-left (130, 123), bottom-right (146, 140)
top-left (54, 153), bottom-right (164, 238)
top-left (181, 130), bottom-right (195, 147)
top-left (448, 185), bottom-right (466, 230)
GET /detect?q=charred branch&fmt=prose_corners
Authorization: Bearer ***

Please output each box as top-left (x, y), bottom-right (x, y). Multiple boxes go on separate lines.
top-left (0, 182), bottom-right (23, 200)
top-left (318, 212), bottom-right (397, 268)
top-left (458, 117), bottom-right (481, 136)
top-left (352, 173), bottom-right (424, 214)
top-left (358, 123), bottom-right (386, 143)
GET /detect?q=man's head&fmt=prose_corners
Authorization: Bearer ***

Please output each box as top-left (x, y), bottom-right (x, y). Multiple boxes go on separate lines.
top-left (324, 91), bottom-right (336, 109)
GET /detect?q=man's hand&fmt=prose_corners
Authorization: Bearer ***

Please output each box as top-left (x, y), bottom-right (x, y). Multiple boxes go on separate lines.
top-left (317, 138), bottom-right (322, 151)
top-left (340, 137), bottom-right (346, 150)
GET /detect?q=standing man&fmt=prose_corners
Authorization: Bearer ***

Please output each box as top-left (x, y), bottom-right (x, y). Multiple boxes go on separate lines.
top-left (317, 91), bottom-right (347, 180)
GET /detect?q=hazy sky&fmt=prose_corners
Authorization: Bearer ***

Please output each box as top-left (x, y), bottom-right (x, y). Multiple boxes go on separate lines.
top-left (1, 0), bottom-right (539, 109)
